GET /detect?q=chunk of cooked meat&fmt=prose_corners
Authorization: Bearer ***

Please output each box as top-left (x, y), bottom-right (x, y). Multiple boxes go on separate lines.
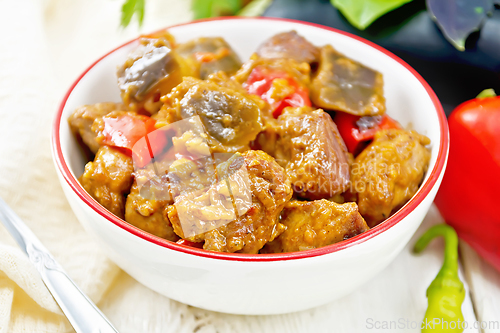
top-left (124, 128), bottom-right (217, 241)
top-left (176, 37), bottom-right (242, 79)
top-left (165, 150), bottom-right (293, 253)
top-left (125, 179), bottom-right (179, 241)
top-left (157, 77), bottom-right (263, 153)
top-left (68, 102), bottom-right (125, 154)
top-left (310, 45), bottom-right (385, 116)
top-left (117, 31), bottom-right (191, 114)
top-left (79, 146), bottom-right (134, 219)
top-left (351, 129), bottom-right (431, 227)
top-left (256, 31), bottom-right (319, 64)
top-left (254, 107), bottom-right (350, 200)
top-left (262, 199), bottom-right (369, 253)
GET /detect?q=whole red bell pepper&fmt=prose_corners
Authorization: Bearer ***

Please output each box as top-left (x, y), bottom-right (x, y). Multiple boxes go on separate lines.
top-left (244, 67), bottom-right (311, 118)
top-left (434, 89), bottom-right (500, 272)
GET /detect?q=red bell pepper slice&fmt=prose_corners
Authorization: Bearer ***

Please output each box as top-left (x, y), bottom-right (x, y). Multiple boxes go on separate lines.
top-left (99, 114), bottom-right (168, 168)
top-left (131, 128), bottom-right (172, 168)
top-left (434, 89), bottom-right (500, 273)
top-left (176, 239), bottom-right (204, 249)
top-left (100, 114), bottom-right (157, 150)
top-left (334, 112), bottom-right (401, 155)
top-left (244, 67), bottom-right (311, 118)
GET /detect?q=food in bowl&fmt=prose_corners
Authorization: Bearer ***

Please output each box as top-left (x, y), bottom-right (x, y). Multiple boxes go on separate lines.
top-left (54, 18), bottom-right (447, 315)
top-left (69, 29), bottom-right (431, 254)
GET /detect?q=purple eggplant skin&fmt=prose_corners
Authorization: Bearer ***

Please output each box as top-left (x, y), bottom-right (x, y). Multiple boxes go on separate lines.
top-left (262, 0), bottom-right (500, 116)
top-left (427, 0), bottom-right (493, 51)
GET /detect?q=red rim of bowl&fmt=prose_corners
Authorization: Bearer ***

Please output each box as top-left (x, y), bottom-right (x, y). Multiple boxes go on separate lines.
top-left (51, 17), bottom-right (449, 262)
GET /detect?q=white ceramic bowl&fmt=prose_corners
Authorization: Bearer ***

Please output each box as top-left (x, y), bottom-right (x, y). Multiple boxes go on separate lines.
top-left (52, 17), bottom-right (448, 315)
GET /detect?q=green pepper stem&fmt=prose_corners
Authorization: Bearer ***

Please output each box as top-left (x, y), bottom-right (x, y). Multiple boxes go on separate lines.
top-left (414, 224), bottom-right (459, 273)
top-left (476, 88), bottom-right (497, 98)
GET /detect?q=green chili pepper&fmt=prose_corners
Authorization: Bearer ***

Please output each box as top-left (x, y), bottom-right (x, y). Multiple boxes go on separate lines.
top-left (414, 224), bottom-right (465, 333)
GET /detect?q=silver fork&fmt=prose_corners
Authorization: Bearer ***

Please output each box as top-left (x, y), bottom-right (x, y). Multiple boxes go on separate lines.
top-left (0, 196), bottom-right (118, 333)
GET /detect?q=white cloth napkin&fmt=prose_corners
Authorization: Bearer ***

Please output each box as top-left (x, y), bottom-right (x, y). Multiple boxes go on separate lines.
top-left (0, 1), bottom-right (485, 332)
top-left (0, 0), bottom-right (190, 332)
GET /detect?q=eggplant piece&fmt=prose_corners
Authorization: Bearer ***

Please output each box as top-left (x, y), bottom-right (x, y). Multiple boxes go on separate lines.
top-left (158, 77), bottom-right (263, 152)
top-left (263, 0), bottom-right (500, 115)
top-left (117, 31), bottom-right (188, 114)
top-left (256, 30), bottom-right (319, 64)
top-left (310, 45), bottom-right (386, 116)
top-left (176, 37), bottom-right (242, 79)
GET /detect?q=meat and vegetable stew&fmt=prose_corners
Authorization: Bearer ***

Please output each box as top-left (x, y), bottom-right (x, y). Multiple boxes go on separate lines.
top-left (70, 30), bottom-right (431, 254)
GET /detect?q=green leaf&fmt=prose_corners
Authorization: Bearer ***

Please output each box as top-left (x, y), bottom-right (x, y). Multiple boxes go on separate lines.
top-left (121, 0), bottom-right (145, 28)
top-left (192, 0), bottom-right (213, 19)
top-left (192, 0), bottom-right (243, 19)
top-left (238, 0), bottom-right (273, 17)
top-left (331, 0), bottom-right (414, 30)
top-left (136, 0), bottom-right (145, 26)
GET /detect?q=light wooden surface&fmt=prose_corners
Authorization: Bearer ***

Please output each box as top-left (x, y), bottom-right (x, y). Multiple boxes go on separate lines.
top-left (461, 242), bottom-right (500, 333)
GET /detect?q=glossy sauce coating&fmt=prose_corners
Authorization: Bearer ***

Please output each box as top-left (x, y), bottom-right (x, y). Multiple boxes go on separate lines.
top-left (262, 199), bottom-right (369, 253)
top-left (79, 146), bottom-right (134, 219)
top-left (71, 30), bottom-right (433, 254)
top-left (351, 129), bottom-right (431, 227)
top-left (255, 107), bottom-right (351, 199)
top-left (125, 178), bottom-right (179, 241)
